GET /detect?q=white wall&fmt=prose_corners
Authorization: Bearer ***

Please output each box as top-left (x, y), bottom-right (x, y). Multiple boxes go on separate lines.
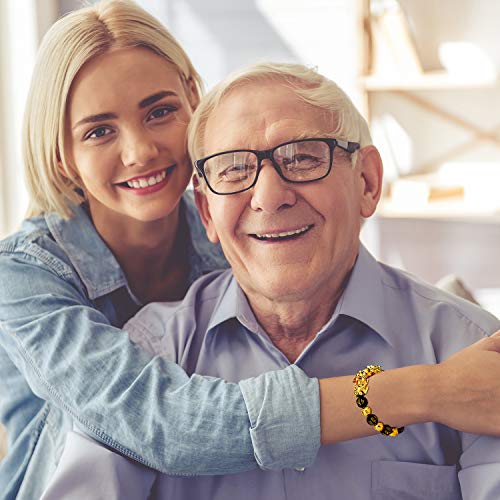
top-left (0, 0), bottom-right (52, 238)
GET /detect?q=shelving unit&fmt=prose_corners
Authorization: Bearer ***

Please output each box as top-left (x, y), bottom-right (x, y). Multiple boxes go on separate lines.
top-left (362, 71), bottom-right (499, 92)
top-left (359, 1), bottom-right (500, 308)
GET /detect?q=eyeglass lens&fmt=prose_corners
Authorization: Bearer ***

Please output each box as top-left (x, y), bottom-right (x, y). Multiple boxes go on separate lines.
top-left (203, 140), bottom-right (331, 194)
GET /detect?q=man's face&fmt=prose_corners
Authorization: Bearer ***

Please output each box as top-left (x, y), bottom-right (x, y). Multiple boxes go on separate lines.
top-left (195, 82), bottom-right (381, 306)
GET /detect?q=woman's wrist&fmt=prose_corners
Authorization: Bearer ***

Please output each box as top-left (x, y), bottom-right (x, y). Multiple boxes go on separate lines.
top-left (319, 364), bottom-right (439, 445)
top-left (367, 364), bottom-right (439, 426)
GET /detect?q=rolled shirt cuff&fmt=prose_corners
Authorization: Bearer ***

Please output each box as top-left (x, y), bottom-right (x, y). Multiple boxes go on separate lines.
top-left (239, 365), bottom-right (321, 470)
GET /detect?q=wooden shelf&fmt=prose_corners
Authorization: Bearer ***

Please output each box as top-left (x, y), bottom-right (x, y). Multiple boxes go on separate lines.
top-left (375, 197), bottom-right (500, 223)
top-left (362, 71), bottom-right (499, 91)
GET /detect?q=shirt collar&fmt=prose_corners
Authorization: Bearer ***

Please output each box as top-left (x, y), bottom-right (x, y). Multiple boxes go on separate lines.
top-left (45, 193), bottom-right (223, 302)
top-left (207, 273), bottom-right (261, 334)
top-left (334, 244), bottom-right (395, 347)
top-left (45, 203), bottom-right (128, 300)
top-left (206, 244), bottom-right (394, 346)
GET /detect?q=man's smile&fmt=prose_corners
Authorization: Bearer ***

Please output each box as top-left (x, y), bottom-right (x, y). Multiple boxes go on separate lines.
top-left (250, 224), bottom-right (313, 242)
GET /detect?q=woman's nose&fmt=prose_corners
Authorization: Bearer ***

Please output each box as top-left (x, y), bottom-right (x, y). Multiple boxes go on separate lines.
top-left (121, 128), bottom-right (159, 168)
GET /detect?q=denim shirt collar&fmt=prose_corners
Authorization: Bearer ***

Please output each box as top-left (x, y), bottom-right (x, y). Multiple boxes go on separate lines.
top-left (206, 244), bottom-right (393, 345)
top-left (45, 203), bottom-right (128, 301)
top-left (44, 192), bottom-right (225, 302)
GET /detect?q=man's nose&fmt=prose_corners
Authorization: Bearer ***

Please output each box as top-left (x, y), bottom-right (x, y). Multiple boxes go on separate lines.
top-left (250, 160), bottom-right (297, 213)
top-left (121, 127), bottom-right (159, 168)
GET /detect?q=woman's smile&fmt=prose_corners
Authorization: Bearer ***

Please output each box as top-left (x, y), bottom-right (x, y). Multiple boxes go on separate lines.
top-left (116, 165), bottom-right (176, 195)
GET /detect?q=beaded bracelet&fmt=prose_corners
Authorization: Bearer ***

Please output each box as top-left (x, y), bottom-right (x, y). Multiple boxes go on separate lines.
top-left (353, 365), bottom-right (404, 437)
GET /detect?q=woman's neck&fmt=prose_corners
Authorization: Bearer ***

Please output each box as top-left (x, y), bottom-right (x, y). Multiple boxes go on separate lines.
top-left (89, 203), bottom-right (189, 302)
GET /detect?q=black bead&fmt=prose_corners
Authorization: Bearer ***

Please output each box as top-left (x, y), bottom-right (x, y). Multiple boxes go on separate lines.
top-left (356, 395), bottom-right (368, 409)
top-left (382, 424), bottom-right (393, 435)
top-left (397, 427), bottom-right (405, 434)
top-left (366, 414), bottom-right (378, 426)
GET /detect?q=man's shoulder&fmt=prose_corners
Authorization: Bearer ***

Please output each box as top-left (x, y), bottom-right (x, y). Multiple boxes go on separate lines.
top-left (124, 270), bottom-right (234, 357)
top-left (378, 260), bottom-right (500, 343)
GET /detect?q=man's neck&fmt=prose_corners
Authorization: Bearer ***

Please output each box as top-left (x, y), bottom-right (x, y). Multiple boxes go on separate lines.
top-left (247, 283), bottom-right (347, 363)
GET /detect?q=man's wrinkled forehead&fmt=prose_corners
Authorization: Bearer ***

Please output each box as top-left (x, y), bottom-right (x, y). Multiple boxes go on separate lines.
top-left (203, 81), bottom-right (335, 153)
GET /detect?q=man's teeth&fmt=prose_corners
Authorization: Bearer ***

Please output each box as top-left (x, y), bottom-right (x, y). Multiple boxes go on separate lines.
top-left (254, 225), bottom-right (311, 240)
top-left (126, 170), bottom-right (167, 189)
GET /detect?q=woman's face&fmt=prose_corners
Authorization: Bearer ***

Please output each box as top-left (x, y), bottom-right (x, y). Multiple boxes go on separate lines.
top-left (67, 46), bottom-right (195, 223)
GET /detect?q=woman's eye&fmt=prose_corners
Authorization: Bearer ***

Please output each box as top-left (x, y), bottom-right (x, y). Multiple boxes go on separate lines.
top-left (147, 105), bottom-right (176, 122)
top-left (85, 127), bottom-right (112, 140)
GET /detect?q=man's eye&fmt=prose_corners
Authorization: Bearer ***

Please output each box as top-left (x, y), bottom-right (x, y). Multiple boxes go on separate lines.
top-left (219, 164), bottom-right (252, 181)
top-left (85, 127), bottom-right (113, 140)
top-left (147, 106), bottom-right (177, 122)
top-left (283, 154), bottom-right (315, 164)
top-left (282, 154), bottom-right (324, 169)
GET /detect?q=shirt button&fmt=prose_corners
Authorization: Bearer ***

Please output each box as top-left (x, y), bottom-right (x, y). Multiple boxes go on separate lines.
top-left (295, 467), bottom-right (306, 472)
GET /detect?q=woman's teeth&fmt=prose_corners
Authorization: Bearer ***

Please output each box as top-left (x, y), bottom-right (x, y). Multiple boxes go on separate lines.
top-left (126, 170), bottom-right (167, 189)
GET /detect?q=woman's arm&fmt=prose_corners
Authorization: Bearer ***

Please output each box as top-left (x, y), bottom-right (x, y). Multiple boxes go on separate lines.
top-left (319, 331), bottom-right (500, 444)
top-left (0, 252), bottom-right (319, 475)
top-left (3, 248), bottom-right (500, 478)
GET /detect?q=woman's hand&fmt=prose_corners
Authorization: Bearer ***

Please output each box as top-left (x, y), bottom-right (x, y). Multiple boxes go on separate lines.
top-left (319, 331), bottom-right (500, 445)
top-left (428, 330), bottom-right (500, 435)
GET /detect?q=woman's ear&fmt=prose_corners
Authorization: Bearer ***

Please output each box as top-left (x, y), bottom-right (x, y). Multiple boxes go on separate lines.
top-left (57, 156), bottom-right (78, 182)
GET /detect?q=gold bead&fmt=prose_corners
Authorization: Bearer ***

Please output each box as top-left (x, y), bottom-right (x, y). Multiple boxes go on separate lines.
top-left (389, 428), bottom-right (399, 437)
top-left (361, 407), bottom-right (372, 416)
top-left (374, 422), bottom-right (384, 432)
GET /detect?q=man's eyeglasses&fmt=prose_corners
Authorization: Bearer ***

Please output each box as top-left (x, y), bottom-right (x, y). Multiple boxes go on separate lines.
top-left (194, 137), bottom-right (360, 195)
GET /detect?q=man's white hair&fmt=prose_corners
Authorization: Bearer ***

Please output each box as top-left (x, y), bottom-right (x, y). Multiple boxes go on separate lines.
top-left (188, 62), bottom-right (372, 173)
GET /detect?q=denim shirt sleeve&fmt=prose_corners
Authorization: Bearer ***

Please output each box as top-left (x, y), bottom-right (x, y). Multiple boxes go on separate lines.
top-left (0, 249), bottom-right (320, 475)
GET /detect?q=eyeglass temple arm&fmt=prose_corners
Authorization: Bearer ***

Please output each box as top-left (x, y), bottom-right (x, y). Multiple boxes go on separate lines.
top-left (336, 140), bottom-right (360, 154)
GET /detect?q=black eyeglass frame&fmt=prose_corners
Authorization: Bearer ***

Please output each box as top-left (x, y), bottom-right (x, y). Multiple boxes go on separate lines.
top-left (194, 137), bottom-right (361, 195)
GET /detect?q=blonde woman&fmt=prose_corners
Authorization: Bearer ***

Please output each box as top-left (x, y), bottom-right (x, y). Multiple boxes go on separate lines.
top-left (1, 1), bottom-right (500, 499)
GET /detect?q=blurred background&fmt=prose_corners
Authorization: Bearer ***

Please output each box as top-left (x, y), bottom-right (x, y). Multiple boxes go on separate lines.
top-left (0, 0), bottom-right (499, 316)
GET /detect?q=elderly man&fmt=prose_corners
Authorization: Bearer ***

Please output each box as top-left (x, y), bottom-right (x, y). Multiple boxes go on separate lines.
top-left (42, 63), bottom-right (500, 499)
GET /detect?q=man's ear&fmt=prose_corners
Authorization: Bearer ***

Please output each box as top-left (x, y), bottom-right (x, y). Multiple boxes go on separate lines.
top-left (358, 145), bottom-right (383, 218)
top-left (185, 77), bottom-right (200, 111)
top-left (193, 175), bottom-right (220, 243)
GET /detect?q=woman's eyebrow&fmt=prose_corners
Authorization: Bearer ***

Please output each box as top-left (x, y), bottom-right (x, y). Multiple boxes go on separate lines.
top-left (139, 90), bottom-right (177, 109)
top-left (72, 90), bottom-right (178, 130)
top-left (73, 112), bottom-right (117, 130)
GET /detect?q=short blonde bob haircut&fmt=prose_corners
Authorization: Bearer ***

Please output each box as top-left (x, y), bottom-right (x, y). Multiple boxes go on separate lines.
top-left (24, 0), bottom-right (202, 218)
top-left (188, 62), bottom-right (372, 181)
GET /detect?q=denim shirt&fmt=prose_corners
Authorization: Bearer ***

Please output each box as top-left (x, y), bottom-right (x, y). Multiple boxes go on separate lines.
top-left (0, 191), bottom-right (320, 500)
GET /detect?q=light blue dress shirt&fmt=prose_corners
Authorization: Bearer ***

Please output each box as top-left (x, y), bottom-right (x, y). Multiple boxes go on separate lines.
top-left (0, 192), bottom-right (320, 500)
top-left (42, 244), bottom-right (500, 499)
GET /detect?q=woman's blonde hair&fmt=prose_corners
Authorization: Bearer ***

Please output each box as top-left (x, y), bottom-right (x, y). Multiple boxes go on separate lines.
top-left (188, 62), bottom-right (372, 172)
top-left (24, 0), bottom-right (202, 218)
